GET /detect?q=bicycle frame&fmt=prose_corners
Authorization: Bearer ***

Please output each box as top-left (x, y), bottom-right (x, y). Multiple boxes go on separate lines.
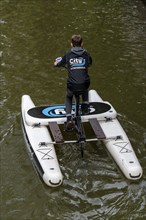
top-left (73, 92), bottom-right (86, 157)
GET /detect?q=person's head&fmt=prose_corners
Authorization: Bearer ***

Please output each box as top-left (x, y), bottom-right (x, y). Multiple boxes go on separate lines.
top-left (71, 34), bottom-right (83, 47)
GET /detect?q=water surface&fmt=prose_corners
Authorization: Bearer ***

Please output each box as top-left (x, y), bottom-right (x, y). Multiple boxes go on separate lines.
top-left (1, 0), bottom-right (146, 219)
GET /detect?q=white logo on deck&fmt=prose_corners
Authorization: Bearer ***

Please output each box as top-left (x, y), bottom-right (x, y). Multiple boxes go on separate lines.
top-left (54, 107), bottom-right (95, 115)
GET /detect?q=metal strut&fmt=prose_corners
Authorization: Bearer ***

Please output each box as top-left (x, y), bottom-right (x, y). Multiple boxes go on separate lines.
top-left (39, 135), bottom-right (123, 146)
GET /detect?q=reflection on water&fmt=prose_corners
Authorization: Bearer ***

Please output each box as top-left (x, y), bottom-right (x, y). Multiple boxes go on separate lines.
top-left (1, 0), bottom-right (146, 220)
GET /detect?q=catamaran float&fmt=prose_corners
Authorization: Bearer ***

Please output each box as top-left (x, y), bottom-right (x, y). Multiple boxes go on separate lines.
top-left (21, 89), bottom-right (143, 187)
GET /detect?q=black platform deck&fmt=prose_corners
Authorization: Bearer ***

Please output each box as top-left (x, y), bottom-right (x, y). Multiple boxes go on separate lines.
top-left (27, 102), bottom-right (111, 119)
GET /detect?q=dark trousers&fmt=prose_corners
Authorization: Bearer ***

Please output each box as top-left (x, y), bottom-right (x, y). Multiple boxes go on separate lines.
top-left (65, 88), bottom-right (89, 116)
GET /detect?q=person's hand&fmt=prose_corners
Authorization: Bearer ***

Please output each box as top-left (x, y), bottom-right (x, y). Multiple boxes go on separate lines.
top-left (54, 60), bottom-right (60, 66)
top-left (54, 57), bottom-right (62, 66)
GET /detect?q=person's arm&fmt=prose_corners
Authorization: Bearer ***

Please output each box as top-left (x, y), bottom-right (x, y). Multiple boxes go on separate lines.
top-left (88, 54), bottom-right (92, 67)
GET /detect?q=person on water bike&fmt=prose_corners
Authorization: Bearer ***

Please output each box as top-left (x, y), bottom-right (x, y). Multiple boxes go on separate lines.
top-left (54, 34), bottom-right (92, 130)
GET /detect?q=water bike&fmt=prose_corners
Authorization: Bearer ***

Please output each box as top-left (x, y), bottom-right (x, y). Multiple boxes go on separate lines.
top-left (21, 89), bottom-right (143, 187)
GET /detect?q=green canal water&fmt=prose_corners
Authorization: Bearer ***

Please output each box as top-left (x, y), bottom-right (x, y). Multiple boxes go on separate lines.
top-left (1, 0), bottom-right (146, 219)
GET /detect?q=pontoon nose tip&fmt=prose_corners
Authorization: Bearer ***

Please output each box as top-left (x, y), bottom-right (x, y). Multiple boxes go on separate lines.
top-left (43, 173), bottom-right (63, 187)
top-left (128, 166), bottom-right (143, 180)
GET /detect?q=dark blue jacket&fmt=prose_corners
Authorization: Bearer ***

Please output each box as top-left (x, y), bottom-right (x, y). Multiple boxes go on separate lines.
top-left (56, 47), bottom-right (92, 91)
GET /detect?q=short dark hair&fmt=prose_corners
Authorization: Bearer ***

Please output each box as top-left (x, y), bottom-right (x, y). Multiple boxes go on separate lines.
top-left (71, 34), bottom-right (83, 47)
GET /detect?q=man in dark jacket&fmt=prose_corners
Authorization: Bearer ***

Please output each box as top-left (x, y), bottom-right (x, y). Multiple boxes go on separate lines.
top-left (54, 34), bottom-right (92, 130)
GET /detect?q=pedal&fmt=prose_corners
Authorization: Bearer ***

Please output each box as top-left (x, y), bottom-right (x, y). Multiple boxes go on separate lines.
top-left (64, 121), bottom-right (75, 132)
top-left (81, 103), bottom-right (90, 115)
